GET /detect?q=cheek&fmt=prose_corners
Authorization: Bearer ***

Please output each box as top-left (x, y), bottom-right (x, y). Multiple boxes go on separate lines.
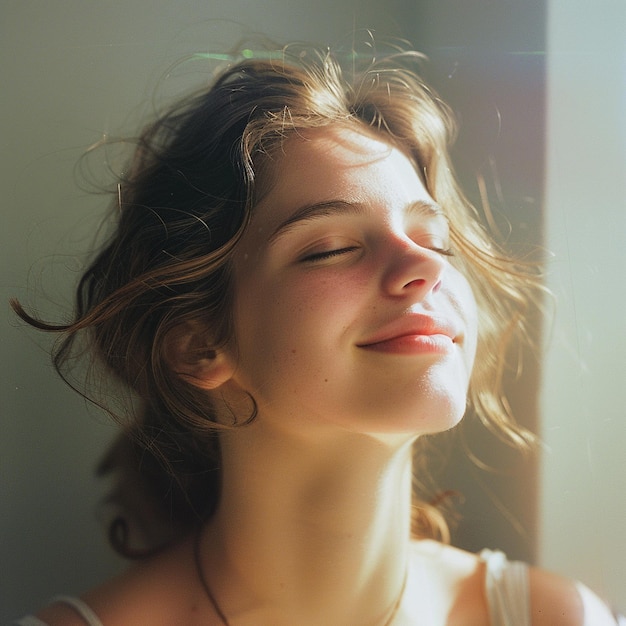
top-left (446, 269), bottom-right (479, 367)
top-left (462, 287), bottom-right (479, 371)
top-left (231, 268), bottom-right (369, 375)
top-left (248, 266), bottom-right (370, 319)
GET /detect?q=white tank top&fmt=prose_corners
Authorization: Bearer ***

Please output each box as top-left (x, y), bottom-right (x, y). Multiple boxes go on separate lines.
top-left (16, 550), bottom-right (531, 625)
top-left (480, 549), bottom-right (531, 626)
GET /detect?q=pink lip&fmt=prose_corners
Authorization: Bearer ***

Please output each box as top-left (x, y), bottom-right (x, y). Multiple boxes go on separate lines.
top-left (357, 314), bottom-right (460, 355)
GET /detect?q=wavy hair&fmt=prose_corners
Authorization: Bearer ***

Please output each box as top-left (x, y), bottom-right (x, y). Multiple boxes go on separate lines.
top-left (13, 44), bottom-right (540, 554)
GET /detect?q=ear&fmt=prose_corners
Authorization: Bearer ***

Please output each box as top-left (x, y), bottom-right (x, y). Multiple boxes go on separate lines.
top-left (164, 322), bottom-right (236, 391)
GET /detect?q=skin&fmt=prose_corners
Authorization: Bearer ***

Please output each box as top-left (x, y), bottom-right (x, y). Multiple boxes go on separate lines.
top-left (179, 125), bottom-right (480, 623)
top-left (36, 126), bottom-right (618, 625)
top-left (226, 126), bottom-right (478, 439)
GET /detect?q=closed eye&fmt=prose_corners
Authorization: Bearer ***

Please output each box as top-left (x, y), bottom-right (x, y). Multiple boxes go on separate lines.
top-left (429, 246), bottom-right (455, 257)
top-left (300, 246), bottom-right (360, 262)
top-left (411, 232), bottom-right (454, 257)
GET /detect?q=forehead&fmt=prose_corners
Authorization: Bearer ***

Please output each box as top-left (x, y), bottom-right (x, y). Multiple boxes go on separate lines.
top-left (278, 125), bottom-right (397, 165)
top-left (251, 125), bottom-right (431, 228)
top-left (266, 125), bottom-right (414, 182)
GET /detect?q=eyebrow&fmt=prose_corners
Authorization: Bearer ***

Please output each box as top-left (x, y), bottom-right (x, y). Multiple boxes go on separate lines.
top-left (267, 199), bottom-right (446, 244)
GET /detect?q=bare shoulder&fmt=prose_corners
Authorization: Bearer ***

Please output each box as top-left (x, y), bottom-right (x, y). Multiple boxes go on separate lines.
top-left (409, 540), bottom-right (489, 624)
top-left (409, 541), bottom-right (619, 626)
top-left (33, 535), bottom-right (212, 626)
top-left (410, 539), bottom-right (481, 577)
top-left (529, 566), bottom-right (617, 625)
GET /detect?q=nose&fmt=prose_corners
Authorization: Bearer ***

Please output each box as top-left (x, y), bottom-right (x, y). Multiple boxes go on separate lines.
top-left (381, 238), bottom-right (446, 298)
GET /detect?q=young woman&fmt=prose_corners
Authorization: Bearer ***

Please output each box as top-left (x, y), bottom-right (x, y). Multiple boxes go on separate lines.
top-left (13, 46), bottom-right (620, 625)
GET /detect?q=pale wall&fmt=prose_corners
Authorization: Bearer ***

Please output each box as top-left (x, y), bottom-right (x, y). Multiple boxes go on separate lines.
top-left (540, 0), bottom-right (626, 612)
top-left (0, 1), bottom-right (411, 619)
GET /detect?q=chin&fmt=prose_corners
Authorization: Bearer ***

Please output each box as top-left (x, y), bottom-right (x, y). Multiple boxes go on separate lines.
top-left (358, 400), bottom-right (468, 441)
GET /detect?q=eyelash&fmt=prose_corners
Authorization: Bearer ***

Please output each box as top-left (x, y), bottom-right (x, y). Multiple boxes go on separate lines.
top-left (301, 246), bottom-right (360, 262)
top-left (301, 244), bottom-right (455, 263)
top-left (430, 246), bottom-right (455, 257)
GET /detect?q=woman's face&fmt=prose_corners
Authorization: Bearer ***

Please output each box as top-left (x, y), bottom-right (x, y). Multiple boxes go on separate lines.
top-left (226, 125), bottom-right (478, 439)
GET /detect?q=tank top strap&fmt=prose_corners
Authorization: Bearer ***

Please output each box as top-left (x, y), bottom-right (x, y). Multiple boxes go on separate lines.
top-left (14, 596), bottom-right (103, 626)
top-left (480, 549), bottom-right (531, 626)
top-left (50, 596), bottom-right (104, 626)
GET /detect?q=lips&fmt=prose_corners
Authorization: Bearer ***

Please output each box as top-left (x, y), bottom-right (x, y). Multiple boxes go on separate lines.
top-left (357, 313), bottom-right (460, 354)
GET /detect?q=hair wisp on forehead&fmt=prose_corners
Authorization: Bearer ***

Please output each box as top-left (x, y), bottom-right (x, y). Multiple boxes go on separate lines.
top-left (11, 44), bottom-right (542, 555)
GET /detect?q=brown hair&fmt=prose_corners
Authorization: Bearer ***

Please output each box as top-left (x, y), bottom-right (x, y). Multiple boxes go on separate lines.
top-left (12, 44), bottom-right (540, 555)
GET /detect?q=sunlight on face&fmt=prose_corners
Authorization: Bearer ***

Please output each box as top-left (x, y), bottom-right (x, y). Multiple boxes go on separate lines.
top-left (228, 125), bottom-right (478, 439)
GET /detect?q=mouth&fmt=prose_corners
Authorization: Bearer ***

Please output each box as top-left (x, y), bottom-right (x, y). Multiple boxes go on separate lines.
top-left (357, 314), bottom-right (460, 355)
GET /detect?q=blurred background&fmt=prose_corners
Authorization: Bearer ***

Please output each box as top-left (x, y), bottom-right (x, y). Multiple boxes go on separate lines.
top-left (2, 0), bottom-right (624, 619)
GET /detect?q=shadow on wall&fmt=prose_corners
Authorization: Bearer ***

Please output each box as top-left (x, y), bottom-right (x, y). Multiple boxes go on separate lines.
top-left (0, 1), bottom-right (426, 621)
top-left (411, 0), bottom-right (547, 564)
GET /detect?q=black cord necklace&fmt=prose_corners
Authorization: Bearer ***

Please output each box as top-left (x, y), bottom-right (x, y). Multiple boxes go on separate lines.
top-left (193, 527), bottom-right (408, 626)
top-left (194, 528), bottom-right (230, 625)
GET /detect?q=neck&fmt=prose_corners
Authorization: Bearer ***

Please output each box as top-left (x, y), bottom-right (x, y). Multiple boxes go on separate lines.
top-left (199, 421), bottom-right (416, 625)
